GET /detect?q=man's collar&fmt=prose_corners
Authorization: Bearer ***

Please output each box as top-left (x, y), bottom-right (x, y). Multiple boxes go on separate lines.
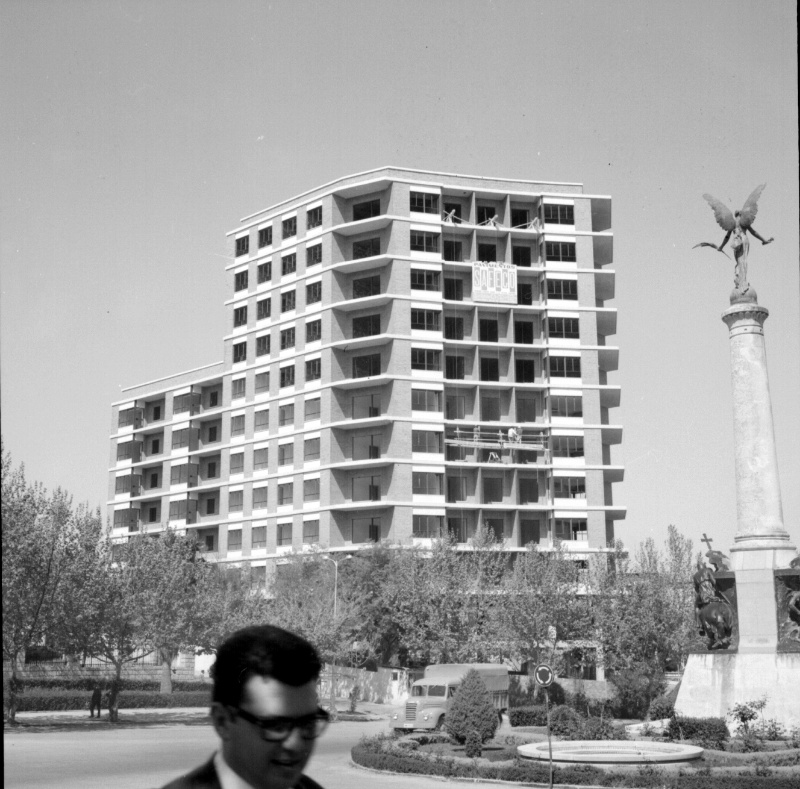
top-left (213, 751), bottom-right (258, 789)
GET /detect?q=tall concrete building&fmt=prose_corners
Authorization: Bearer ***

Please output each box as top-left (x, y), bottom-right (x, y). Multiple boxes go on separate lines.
top-left (109, 167), bottom-right (624, 574)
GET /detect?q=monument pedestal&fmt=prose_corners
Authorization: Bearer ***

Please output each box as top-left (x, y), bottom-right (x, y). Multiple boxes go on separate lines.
top-left (676, 294), bottom-right (799, 728)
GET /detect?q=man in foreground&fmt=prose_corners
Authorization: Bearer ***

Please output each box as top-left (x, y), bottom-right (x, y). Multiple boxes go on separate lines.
top-left (161, 625), bottom-right (328, 789)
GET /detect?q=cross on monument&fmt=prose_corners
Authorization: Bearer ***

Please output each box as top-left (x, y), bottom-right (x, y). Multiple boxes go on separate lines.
top-left (701, 533), bottom-right (714, 552)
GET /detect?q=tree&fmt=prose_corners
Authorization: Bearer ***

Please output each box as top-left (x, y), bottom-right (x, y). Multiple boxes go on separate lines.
top-left (1, 442), bottom-right (98, 722)
top-left (445, 669), bottom-right (499, 744)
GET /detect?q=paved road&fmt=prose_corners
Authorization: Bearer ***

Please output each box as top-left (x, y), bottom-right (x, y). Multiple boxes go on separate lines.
top-left (4, 717), bottom-right (509, 789)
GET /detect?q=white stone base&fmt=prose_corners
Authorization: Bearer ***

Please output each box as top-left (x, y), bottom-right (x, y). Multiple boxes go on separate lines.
top-left (675, 651), bottom-right (800, 730)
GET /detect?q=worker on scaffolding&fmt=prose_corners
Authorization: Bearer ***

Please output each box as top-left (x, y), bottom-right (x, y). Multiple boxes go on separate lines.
top-left (473, 425), bottom-right (480, 443)
top-left (507, 426), bottom-right (521, 444)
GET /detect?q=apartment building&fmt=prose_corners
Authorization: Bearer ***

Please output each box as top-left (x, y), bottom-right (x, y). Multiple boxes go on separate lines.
top-left (108, 167), bottom-right (624, 570)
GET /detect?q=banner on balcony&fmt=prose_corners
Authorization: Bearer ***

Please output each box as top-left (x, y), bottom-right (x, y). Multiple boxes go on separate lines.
top-left (472, 261), bottom-right (517, 304)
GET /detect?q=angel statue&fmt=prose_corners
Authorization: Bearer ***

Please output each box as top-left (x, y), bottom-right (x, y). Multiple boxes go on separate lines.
top-left (694, 184), bottom-right (774, 295)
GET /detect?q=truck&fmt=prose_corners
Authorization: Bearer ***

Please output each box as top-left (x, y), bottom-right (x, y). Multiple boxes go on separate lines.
top-left (389, 663), bottom-right (509, 733)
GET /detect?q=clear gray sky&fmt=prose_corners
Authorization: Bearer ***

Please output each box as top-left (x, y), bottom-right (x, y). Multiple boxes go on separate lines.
top-left (2, 0), bottom-right (798, 555)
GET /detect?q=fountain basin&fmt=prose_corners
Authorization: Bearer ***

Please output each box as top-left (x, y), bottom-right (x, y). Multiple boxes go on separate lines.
top-left (517, 740), bottom-right (703, 765)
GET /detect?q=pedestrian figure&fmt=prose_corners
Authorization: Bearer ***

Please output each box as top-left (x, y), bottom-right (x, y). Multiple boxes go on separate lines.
top-left (89, 685), bottom-right (102, 718)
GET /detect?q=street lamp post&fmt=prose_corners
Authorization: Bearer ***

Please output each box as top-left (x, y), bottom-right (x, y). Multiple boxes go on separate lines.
top-left (322, 554), bottom-right (350, 721)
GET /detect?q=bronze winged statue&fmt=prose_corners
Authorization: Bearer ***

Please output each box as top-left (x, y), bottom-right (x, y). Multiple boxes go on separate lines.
top-left (694, 184), bottom-right (774, 295)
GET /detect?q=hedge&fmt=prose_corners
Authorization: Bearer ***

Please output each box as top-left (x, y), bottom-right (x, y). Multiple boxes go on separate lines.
top-left (509, 705), bottom-right (548, 727)
top-left (16, 678), bottom-right (209, 692)
top-left (667, 715), bottom-right (729, 748)
top-left (15, 690), bottom-right (211, 712)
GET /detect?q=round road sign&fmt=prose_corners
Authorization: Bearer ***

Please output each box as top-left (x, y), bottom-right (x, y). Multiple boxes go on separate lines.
top-left (534, 664), bottom-right (554, 687)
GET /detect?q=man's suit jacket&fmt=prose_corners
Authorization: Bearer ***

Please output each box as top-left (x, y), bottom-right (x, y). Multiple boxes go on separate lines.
top-left (160, 757), bottom-right (324, 789)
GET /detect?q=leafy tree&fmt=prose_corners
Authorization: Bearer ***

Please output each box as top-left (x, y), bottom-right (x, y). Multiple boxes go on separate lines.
top-left (445, 669), bottom-right (499, 744)
top-left (1, 442), bottom-right (98, 722)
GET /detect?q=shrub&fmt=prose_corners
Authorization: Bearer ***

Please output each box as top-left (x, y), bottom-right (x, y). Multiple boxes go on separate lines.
top-left (508, 705), bottom-right (548, 727)
top-left (666, 715), bottom-right (729, 749)
top-left (17, 678), bottom-right (209, 693)
top-left (548, 704), bottom-right (583, 737)
top-left (647, 694), bottom-right (675, 720)
top-left (580, 716), bottom-right (628, 741)
top-left (15, 689), bottom-right (211, 712)
top-left (464, 729), bottom-right (482, 758)
top-left (444, 669), bottom-right (498, 744)
top-left (728, 696), bottom-right (767, 735)
top-left (609, 665), bottom-right (666, 719)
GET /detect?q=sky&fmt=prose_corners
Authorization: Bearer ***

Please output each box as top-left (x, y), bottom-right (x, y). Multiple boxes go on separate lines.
top-left (1, 0), bottom-right (798, 557)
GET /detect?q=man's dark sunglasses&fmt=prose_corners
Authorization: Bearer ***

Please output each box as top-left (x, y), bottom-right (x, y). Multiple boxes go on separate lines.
top-left (230, 706), bottom-right (330, 741)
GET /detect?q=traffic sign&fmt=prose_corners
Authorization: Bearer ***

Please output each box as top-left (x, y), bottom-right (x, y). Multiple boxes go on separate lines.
top-left (534, 664), bottom-right (554, 687)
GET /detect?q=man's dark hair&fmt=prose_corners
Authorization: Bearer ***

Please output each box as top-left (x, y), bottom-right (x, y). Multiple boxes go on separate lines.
top-left (211, 625), bottom-right (321, 706)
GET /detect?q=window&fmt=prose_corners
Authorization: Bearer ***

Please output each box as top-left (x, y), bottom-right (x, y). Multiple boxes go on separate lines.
top-left (411, 348), bottom-right (440, 371)
top-left (477, 243), bottom-right (496, 262)
top-left (148, 505), bottom-right (159, 523)
top-left (519, 477), bottom-right (539, 504)
top-left (257, 261), bottom-right (272, 284)
top-left (551, 395), bottom-right (582, 417)
top-left (353, 275), bottom-right (381, 298)
top-left (303, 520), bottom-right (319, 544)
top-left (554, 477), bottom-right (586, 498)
top-left (411, 310), bottom-right (440, 331)
top-left (113, 509), bottom-right (138, 530)
top-left (306, 281), bottom-right (322, 304)
top-left (444, 316), bottom-right (463, 340)
top-left (254, 448), bottom-right (269, 470)
top-left (353, 314), bottom-right (380, 338)
top-left (516, 359), bottom-right (536, 382)
top-left (306, 245), bottom-right (322, 267)
top-left (148, 471), bottom-right (159, 488)
top-left (208, 391), bottom-right (218, 408)
top-left (282, 216), bottom-right (296, 239)
top-left (548, 317), bottom-right (579, 339)
top-left (278, 442), bottom-right (294, 466)
top-left (257, 297), bottom-right (271, 320)
top-left (255, 409), bottom-right (269, 431)
top-left (258, 226), bottom-right (272, 248)
top-left (544, 204), bottom-right (575, 224)
top-left (229, 490), bottom-right (243, 512)
top-left (280, 327), bottom-right (295, 350)
top-left (150, 437), bottom-right (161, 454)
top-left (513, 246), bottom-right (532, 267)
top-left (279, 403), bottom-right (294, 426)
top-left (550, 356), bottom-right (581, 378)
top-left (352, 475), bottom-right (381, 502)
top-left (230, 415), bottom-right (245, 437)
top-left (545, 241), bottom-right (577, 262)
top-left (281, 291), bottom-right (296, 313)
top-left (280, 365), bottom-right (295, 388)
top-left (278, 520), bottom-right (292, 545)
top-left (517, 283), bottom-right (534, 305)
top-left (445, 355), bottom-right (465, 380)
top-left (305, 398), bottom-right (321, 421)
top-left (511, 208), bottom-right (531, 228)
top-left (304, 437), bottom-right (320, 461)
top-left (412, 430), bottom-right (443, 453)
top-left (349, 516), bottom-right (380, 543)
top-left (252, 525), bottom-right (267, 548)
top-left (443, 240), bottom-right (462, 261)
top-left (207, 426), bottom-right (218, 443)
top-left (480, 357), bottom-right (499, 381)
top-left (352, 393), bottom-right (380, 419)
top-left (227, 530), bottom-right (242, 551)
top-left (477, 206), bottom-right (497, 225)
top-left (306, 206), bottom-right (322, 229)
top-left (481, 395), bottom-right (500, 421)
top-left (231, 378), bottom-right (246, 399)
top-left (277, 484), bottom-right (293, 507)
top-left (173, 392), bottom-right (199, 414)
top-left (253, 487), bottom-right (268, 508)
top-left (233, 341), bottom-right (247, 364)
top-left (411, 389), bottom-right (442, 412)
top-left (306, 319), bottom-right (321, 343)
top-left (515, 321), bottom-right (534, 344)
top-left (479, 319), bottom-right (498, 342)
top-left (443, 278), bottom-right (463, 301)
top-left (304, 478), bottom-right (320, 501)
top-left (413, 514), bottom-right (444, 538)
top-left (235, 236), bottom-right (249, 257)
top-left (447, 517), bottom-right (468, 542)
top-left (410, 191), bottom-right (439, 213)
top-left (446, 394), bottom-right (465, 419)
top-left (230, 452), bottom-right (244, 475)
top-left (483, 477), bottom-right (503, 503)
top-left (547, 278), bottom-right (578, 300)
top-left (115, 475), bottom-right (133, 494)
top-left (484, 518), bottom-right (504, 541)
top-left (412, 472), bottom-right (443, 495)
top-left (443, 202), bottom-right (462, 223)
top-left (552, 436), bottom-right (584, 457)
top-left (352, 353), bottom-right (381, 378)
top-left (205, 498), bottom-right (217, 515)
top-left (169, 500), bottom-right (188, 520)
top-left (353, 237), bottom-right (380, 259)
top-left (255, 372), bottom-right (269, 394)
top-left (256, 336), bottom-right (270, 357)
top-left (172, 428), bottom-right (190, 449)
top-left (410, 231), bottom-right (439, 253)
top-left (305, 358), bottom-right (321, 381)
top-left (281, 254), bottom-right (297, 276)
top-left (206, 461), bottom-right (218, 479)
top-left (555, 518), bottom-right (587, 541)
top-left (520, 520), bottom-right (540, 545)
top-left (152, 404), bottom-right (162, 421)
top-left (410, 269), bottom-right (440, 291)
top-left (234, 270), bottom-right (248, 291)
top-left (352, 198), bottom-right (380, 221)
top-left (118, 408), bottom-right (139, 428)
top-left (233, 306), bottom-right (248, 327)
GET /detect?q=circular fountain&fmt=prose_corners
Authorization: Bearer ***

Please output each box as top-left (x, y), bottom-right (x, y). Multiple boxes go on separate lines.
top-left (517, 740), bottom-right (703, 765)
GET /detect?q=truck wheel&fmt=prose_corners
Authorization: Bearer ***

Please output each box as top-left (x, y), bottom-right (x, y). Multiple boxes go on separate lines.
top-left (435, 715), bottom-right (445, 731)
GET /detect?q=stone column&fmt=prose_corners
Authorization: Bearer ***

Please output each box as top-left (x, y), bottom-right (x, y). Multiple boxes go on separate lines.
top-left (721, 294), bottom-right (796, 652)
